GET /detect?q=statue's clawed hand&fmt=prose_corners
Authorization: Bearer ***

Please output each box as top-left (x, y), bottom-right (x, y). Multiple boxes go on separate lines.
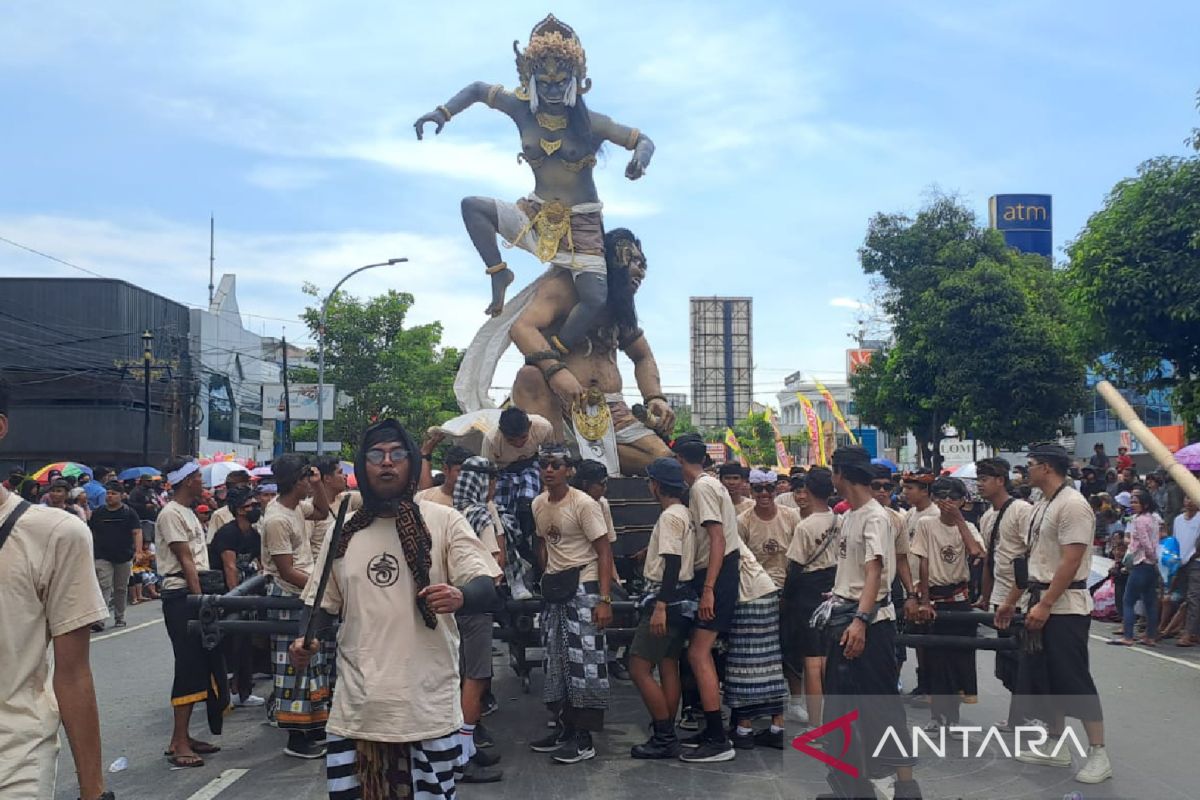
top-left (625, 155), bottom-right (646, 181)
top-left (414, 112), bottom-right (446, 140)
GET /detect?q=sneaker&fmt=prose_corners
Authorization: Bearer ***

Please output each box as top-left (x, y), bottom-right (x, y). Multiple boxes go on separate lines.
top-left (233, 694), bottom-right (266, 708)
top-left (90, 622), bottom-right (106, 633)
top-left (608, 659), bottom-right (631, 681)
top-left (631, 726), bottom-right (681, 760)
top-left (893, 778), bottom-right (924, 800)
top-left (471, 748), bottom-right (501, 768)
top-left (284, 734), bottom-right (327, 759)
top-left (789, 702), bottom-right (810, 725)
top-left (679, 730), bottom-right (711, 749)
top-left (474, 722), bottom-right (495, 749)
top-left (481, 693), bottom-right (499, 717)
top-left (113, 619), bottom-right (127, 628)
top-left (530, 727), bottom-right (570, 753)
top-left (679, 738), bottom-right (736, 763)
top-left (307, 728), bottom-right (327, 745)
top-left (460, 760), bottom-right (503, 783)
top-left (754, 728), bottom-right (785, 750)
top-left (678, 708), bottom-right (700, 731)
top-left (552, 732), bottom-right (596, 764)
top-left (732, 729), bottom-right (755, 750)
top-left (1075, 745), bottom-right (1112, 784)
top-left (1015, 747), bottom-right (1072, 768)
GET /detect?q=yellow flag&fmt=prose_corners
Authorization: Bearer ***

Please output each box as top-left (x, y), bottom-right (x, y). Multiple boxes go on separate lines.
top-left (814, 380), bottom-right (858, 444)
top-left (724, 428), bottom-right (749, 467)
top-left (795, 394), bottom-right (826, 466)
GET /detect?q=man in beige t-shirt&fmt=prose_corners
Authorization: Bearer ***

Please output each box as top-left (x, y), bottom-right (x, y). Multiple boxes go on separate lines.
top-left (739, 469), bottom-right (799, 589)
top-left (291, 419), bottom-right (500, 797)
top-left (261, 454), bottom-right (330, 759)
top-left (719, 462), bottom-right (753, 516)
top-left (531, 445), bottom-right (614, 764)
top-left (156, 456), bottom-right (224, 770)
top-left (0, 378), bottom-right (110, 800)
top-left (1000, 443), bottom-right (1110, 784)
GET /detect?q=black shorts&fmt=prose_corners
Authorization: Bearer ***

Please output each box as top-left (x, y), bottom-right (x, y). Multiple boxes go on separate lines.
top-left (1016, 614), bottom-right (1103, 722)
top-left (691, 549), bottom-right (741, 634)
top-left (162, 590), bottom-right (211, 706)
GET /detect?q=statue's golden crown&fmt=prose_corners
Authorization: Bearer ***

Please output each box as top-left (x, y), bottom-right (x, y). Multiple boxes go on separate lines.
top-left (513, 14), bottom-right (591, 95)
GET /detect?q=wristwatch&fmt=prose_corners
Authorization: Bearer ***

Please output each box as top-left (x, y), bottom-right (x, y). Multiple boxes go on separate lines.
top-left (421, 453), bottom-right (433, 461)
top-left (853, 610), bottom-right (872, 625)
top-left (598, 595), bottom-right (612, 604)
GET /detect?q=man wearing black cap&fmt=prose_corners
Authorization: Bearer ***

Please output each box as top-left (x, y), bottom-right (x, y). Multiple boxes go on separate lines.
top-left (1002, 443), bottom-right (1111, 784)
top-left (719, 462), bottom-right (752, 515)
top-left (672, 433), bottom-right (743, 763)
top-left (824, 445), bottom-right (921, 800)
top-left (292, 418), bottom-right (500, 799)
top-left (87, 480), bottom-right (143, 630)
top-left (976, 457), bottom-right (1031, 729)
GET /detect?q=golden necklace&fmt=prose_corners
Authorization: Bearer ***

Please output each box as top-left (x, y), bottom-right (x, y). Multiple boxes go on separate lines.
top-left (573, 389), bottom-right (612, 442)
top-left (536, 112), bottom-right (568, 131)
top-left (539, 138), bottom-right (563, 156)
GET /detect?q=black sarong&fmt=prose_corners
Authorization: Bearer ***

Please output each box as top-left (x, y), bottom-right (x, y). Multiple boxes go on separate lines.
top-left (782, 565), bottom-right (836, 672)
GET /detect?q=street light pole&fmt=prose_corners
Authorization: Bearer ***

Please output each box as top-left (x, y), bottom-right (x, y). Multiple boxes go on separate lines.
top-left (316, 258), bottom-right (407, 455)
top-left (142, 330), bottom-right (153, 465)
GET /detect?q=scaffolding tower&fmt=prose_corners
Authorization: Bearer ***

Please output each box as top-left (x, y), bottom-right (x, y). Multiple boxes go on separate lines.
top-left (690, 297), bottom-right (753, 430)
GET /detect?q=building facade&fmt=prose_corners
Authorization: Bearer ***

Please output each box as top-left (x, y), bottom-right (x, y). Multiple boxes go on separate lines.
top-left (690, 297), bottom-right (753, 429)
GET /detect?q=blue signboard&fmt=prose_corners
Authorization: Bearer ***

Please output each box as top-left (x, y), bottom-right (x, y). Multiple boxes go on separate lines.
top-left (988, 194), bottom-right (1052, 258)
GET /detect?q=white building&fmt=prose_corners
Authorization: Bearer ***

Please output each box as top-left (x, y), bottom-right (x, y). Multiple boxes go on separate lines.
top-left (189, 274), bottom-right (281, 461)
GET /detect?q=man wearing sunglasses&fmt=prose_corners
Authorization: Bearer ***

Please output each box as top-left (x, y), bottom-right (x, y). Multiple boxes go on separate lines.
top-left (872, 466), bottom-right (921, 686)
top-left (899, 470), bottom-right (938, 701)
top-left (529, 445), bottom-right (614, 764)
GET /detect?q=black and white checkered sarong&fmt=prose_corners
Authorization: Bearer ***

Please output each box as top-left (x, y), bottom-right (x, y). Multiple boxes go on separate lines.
top-left (542, 582), bottom-right (609, 710)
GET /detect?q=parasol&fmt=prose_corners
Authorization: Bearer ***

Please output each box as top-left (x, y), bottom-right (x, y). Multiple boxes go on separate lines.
top-left (201, 462), bottom-right (250, 488)
top-left (1174, 442), bottom-right (1200, 472)
top-left (31, 461), bottom-right (93, 485)
top-left (118, 466), bottom-right (161, 481)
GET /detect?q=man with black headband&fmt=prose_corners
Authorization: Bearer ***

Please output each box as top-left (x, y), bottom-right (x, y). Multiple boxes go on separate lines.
top-left (976, 457), bottom-right (1031, 730)
top-left (530, 444), bottom-right (614, 764)
top-left (911, 476), bottom-right (984, 731)
top-left (292, 419), bottom-right (500, 800)
top-left (672, 433), bottom-right (742, 763)
top-left (719, 462), bottom-right (753, 515)
top-left (824, 446), bottom-right (921, 800)
top-left (872, 465), bottom-right (920, 677)
top-left (1000, 443), bottom-right (1111, 784)
top-left (899, 469), bottom-right (938, 701)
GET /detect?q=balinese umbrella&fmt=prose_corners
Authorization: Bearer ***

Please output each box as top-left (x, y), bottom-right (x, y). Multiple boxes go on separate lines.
top-left (201, 462), bottom-right (250, 488)
top-left (951, 462), bottom-right (977, 479)
top-left (250, 466), bottom-right (273, 479)
top-left (870, 457), bottom-right (899, 473)
top-left (1174, 442), bottom-right (1200, 472)
top-left (31, 461), bottom-right (93, 485)
top-left (118, 466), bottom-right (161, 481)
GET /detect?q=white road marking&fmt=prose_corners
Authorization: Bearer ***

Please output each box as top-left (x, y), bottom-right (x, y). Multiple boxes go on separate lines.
top-left (185, 769), bottom-right (249, 800)
top-left (92, 618), bottom-right (162, 641)
top-left (1090, 633), bottom-right (1200, 671)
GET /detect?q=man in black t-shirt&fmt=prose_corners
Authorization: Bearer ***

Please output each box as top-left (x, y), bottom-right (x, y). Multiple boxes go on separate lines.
top-left (208, 485), bottom-right (266, 706)
top-left (88, 480), bottom-right (143, 629)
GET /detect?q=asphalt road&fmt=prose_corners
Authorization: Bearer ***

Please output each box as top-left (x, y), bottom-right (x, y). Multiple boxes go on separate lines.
top-left (56, 601), bottom-right (1200, 800)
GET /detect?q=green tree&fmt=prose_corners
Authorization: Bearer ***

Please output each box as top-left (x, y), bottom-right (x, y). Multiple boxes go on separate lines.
top-left (672, 405), bottom-right (698, 438)
top-left (733, 410), bottom-right (779, 467)
top-left (291, 285), bottom-right (461, 458)
top-left (1066, 155), bottom-right (1200, 437)
top-left (852, 194), bottom-right (1086, 467)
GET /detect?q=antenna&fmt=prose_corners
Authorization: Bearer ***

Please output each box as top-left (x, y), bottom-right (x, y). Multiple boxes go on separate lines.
top-left (208, 215), bottom-right (215, 307)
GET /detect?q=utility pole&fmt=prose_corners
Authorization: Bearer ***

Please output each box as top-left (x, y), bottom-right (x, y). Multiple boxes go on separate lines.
top-left (208, 215), bottom-right (215, 307)
top-left (281, 335), bottom-right (292, 453)
top-left (142, 330), bottom-right (153, 465)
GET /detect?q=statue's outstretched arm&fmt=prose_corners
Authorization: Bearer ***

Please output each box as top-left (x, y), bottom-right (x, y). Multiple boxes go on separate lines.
top-left (414, 82), bottom-right (520, 139)
top-left (622, 334), bottom-right (674, 433)
top-left (590, 112), bottom-right (655, 181)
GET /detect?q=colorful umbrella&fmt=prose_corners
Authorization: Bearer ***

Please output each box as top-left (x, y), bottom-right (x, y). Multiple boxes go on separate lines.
top-left (31, 461), bottom-right (93, 485)
top-left (118, 466), bottom-right (161, 481)
top-left (1174, 442), bottom-right (1200, 472)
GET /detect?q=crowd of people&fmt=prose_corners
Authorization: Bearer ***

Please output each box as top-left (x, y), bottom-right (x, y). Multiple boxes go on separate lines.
top-left (9, 367), bottom-right (1200, 798)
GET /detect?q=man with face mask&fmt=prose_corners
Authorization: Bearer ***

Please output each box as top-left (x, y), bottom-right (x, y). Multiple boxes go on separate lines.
top-left (208, 485), bottom-right (266, 709)
top-left (292, 419), bottom-right (499, 800)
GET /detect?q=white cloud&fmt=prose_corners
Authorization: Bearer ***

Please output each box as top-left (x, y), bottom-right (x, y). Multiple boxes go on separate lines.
top-left (829, 297), bottom-right (870, 311)
top-left (245, 163), bottom-right (330, 191)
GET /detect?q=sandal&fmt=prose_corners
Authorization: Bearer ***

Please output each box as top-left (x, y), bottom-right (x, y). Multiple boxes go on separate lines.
top-left (165, 740), bottom-right (221, 756)
top-left (167, 754), bottom-right (204, 768)
top-left (1176, 639), bottom-right (1196, 648)
top-left (1139, 638), bottom-right (1158, 647)
top-left (1106, 638), bottom-right (1134, 646)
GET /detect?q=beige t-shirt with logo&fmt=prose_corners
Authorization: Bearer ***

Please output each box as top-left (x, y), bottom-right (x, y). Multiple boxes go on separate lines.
top-left (0, 492), bottom-right (108, 799)
top-left (308, 501), bottom-right (500, 742)
top-left (911, 516), bottom-right (983, 588)
top-left (786, 509), bottom-right (839, 572)
top-left (643, 504), bottom-right (695, 583)
top-left (689, 474), bottom-right (743, 571)
top-left (980, 499), bottom-right (1034, 608)
top-left (482, 414), bottom-right (554, 467)
top-left (156, 500), bottom-right (210, 592)
top-left (737, 541), bottom-right (778, 602)
top-left (832, 499), bottom-right (896, 622)
top-left (533, 487), bottom-right (607, 582)
top-left (734, 496), bottom-right (754, 516)
top-left (903, 504), bottom-right (938, 589)
top-left (1028, 484), bottom-right (1095, 615)
top-left (739, 505), bottom-right (799, 588)
top-left (261, 500), bottom-right (314, 595)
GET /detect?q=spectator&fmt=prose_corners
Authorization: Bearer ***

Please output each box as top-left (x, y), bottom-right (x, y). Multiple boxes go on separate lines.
top-left (1080, 467), bottom-right (1106, 499)
top-left (1175, 497), bottom-right (1200, 647)
top-left (1115, 447), bottom-right (1134, 473)
top-left (0, 375), bottom-right (111, 800)
top-left (81, 470), bottom-right (108, 511)
top-left (1163, 472), bottom-right (1186, 535)
top-left (208, 484), bottom-right (265, 708)
top-left (1110, 489), bottom-right (1160, 646)
top-left (130, 544), bottom-right (160, 603)
top-left (1147, 473), bottom-right (1169, 516)
top-left (69, 487), bottom-right (92, 522)
top-left (1089, 443), bottom-right (1110, 471)
top-left (1105, 469), bottom-right (1120, 497)
top-left (43, 478), bottom-right (72, 514)
top-left (129, 475), bottom-right (161, 521)
top-left (87, 480), bottom-right (143, 631)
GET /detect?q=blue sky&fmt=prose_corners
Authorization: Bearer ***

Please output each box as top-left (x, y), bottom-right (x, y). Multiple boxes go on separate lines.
top-left (2, 2), bottom-right (1197, 405)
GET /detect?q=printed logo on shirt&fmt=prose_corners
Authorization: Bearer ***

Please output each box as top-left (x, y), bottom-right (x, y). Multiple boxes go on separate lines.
top-left (940, 544), bottom-right (960, 564)
top-left (367, 552), bottom-right (400, 587)
top-left (545, 524), bottom-right (562, 546)
top-left (838, 532), bottom-right (848, 559)
top-left (761, 537), bottom-right (785, 555)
